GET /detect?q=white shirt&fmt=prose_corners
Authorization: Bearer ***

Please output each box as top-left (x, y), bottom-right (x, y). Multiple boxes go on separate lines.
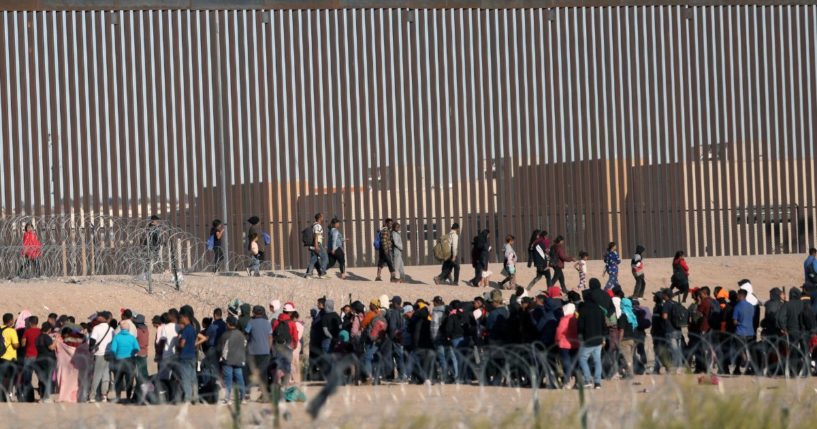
top-left (157, 323), bottom-right (179, 360)
top-left (313, 223), bottom-right (324, 245)
top-left (90, 323), bottom-right (114, 357)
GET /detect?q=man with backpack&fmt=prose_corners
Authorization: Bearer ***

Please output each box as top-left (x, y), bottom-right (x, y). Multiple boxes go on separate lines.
top-left (434, 224), bottom-right (460, 285)
top-left (660, 290), bottom-right (687, 373)
top-left (271, 303), bottom-right (299, 386)
top-left (304, 213), bottom-right (330, 279)
top-left (375, 219), bottom-right (397, 282)
top-left (383, 297), bottom-right (407, 382)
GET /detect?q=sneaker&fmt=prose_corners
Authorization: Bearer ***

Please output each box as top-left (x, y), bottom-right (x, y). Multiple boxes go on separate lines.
top-left (582, 383), bottom-right (593, 390)
top-left (593, 383), bottom-right (601, 390)
top-left (220, 399), bottom-right (231, 405)
top-left (433, 276), bottom-right (442, 285)
top-left (375, 277), bottom-right (382, 282)
top-left (88, 398), bottom-right (97, 404)
top-left (320, 274), bottom-right (331, 279)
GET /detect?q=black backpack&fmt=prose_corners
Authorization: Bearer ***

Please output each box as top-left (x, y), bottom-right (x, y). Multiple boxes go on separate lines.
top-left (301, 225), bottom-right (315, 248)
top-left (549, 246), bottom-right (559, 268)
top-left (0, 327), bottom-right (7, 357)
top-left (671, 302), bottom-right (690, 329)
top-left (273, 320), bottom-right (293, 345)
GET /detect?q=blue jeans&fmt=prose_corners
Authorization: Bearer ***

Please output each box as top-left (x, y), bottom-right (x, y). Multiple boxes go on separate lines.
top-left (578, 345), bottom-right (602, 385)
top-left (436, 338), bottom-right (463, 381)
top-left (306, 246), bottom-right (328, 276)
top-left (177, 358), bottom-right (197, 402)
top-left (362, 343), bottom-right (380, 380)
top-left (223, 365), bottom-right (246, 402)
top-left (392, 343), bottom-right (407, 380)
top-left (667, 331), bottom-right (685, 369)
top-left (560, 348), bottom-right (577, 384)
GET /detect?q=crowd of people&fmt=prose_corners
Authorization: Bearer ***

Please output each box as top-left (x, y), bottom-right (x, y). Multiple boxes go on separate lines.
top-left (3, 216), bottom-right (817, 404)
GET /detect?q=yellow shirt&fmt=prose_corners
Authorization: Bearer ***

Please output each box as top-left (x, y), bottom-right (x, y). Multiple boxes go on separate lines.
top-left (1, 327), bottom-right (19, 361)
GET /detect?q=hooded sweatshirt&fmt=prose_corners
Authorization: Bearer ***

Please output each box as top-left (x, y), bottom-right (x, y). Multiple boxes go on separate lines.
top-left (577, 294), bottom-right (606, 347)
top-left (776, 289), bottom-right (814, 335)
top-left (761, 288), bottom-right (784, 336)
top-left (588, 279), bottom-right (614, 315)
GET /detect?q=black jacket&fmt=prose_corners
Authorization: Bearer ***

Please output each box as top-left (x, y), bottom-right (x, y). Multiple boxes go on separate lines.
top-left (410, 307), bottom-right (433, 350)
top-left (578, 301), bottom-right (606, 347)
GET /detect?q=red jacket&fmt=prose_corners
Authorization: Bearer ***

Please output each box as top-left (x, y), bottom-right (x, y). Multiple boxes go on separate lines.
top-left (673, 257), bottom-right (690, 276)
top-left (22, 231), bottom-right (42, 260)
top-left (271, 313), bottom-right (299, 349)
top-left (555, 315), bottom-right (579, 349)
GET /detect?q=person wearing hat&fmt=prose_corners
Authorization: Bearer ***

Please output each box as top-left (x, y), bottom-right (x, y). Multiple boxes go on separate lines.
top-left (271, 303), bottom-right (299, 386)
top-left (245, 305), bottom-right (272, 395)
top-left (434, 223), bottom-right (461, 285)
top-left (132, 313), bottom-right (150, 402)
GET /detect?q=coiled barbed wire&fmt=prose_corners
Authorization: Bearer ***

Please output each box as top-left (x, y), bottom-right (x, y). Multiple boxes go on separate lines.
top-left (0, 215), bottom-right (255, 282)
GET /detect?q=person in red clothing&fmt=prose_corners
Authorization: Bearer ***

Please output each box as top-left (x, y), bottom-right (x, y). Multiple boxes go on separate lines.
top-left (19, 315), bottom-right (41, 402)
top-left (19, 223), bottom-right (42, 278)
top-left (671, 250), bottom-right (691, 302)
top-left (555, 303), bottom-right (579, 389)
top-left (271, 303), bottom-right (299, 385)
top-left (549, 236), bottom-right (575, 294)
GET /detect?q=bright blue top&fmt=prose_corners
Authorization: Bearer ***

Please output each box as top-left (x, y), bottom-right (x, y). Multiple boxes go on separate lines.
top-left (109, 330), bottom-right (140, 360)
top-left (733, 300), bottom-right (755, 337)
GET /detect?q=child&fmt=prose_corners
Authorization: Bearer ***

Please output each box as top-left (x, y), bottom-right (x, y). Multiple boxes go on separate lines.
top-left (574, 251), bottom-right (589, 290)
top-left (247, 232), bottom-right (261, 277)
top-left (500, 235), bottom-right (517, 290)
top-left (603, 242), bottom-right (621, 291)
top-left (631, 245), bottom-right (646, 298)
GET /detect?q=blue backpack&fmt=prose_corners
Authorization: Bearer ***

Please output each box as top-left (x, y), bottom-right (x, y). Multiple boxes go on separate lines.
top-left (373, 229), bottom-right (382, 250)
top-left (206, 234), bottom-right (215, 251)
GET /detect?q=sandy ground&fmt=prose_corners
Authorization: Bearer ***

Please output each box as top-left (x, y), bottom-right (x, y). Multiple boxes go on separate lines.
top-left (0, 254), bottom-right (812, 427)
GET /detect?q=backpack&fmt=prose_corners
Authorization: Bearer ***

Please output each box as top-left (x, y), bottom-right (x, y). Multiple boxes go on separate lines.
top-left (0, 327), bottom-right (7, 357)
top-left (671, 302), bottom-right (689, 329)
top-left (366, 314), bottom-right (388, 343)
top-left (599, 305), bottom-right (618, 329)
top-left (549, 246), bottom-right (559, 268)
top-left (301, 225), bottom-right (315, 248)
top-left (433, 234), bottom-right (453, 262)
top-left (206, 234), bottom-right (215, 251)
top-left (273, 320), bottom-right (293, 345)
top-left (636, 309), bottom-right (652, 331)
top-left (373, 229), bottom-right (382, 250)
top-left (689, 303), bottom-right (704, 326)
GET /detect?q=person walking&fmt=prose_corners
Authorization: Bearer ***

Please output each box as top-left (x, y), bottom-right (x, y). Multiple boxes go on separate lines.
top-left (671, 251), bottom-right (691, 302)
top-left (246, 216), bottom-right (265, 262)
top-left (434, 224), bottom-right (461, 285)
top-left (550, 236), bottom-right (574, 294)
top-left (392, 223), bottom-right (406, 283)
top-left (209, 219), bottom-right (225, 273)
top-left (631, 245), bottom-right (646, 298)
top-left (526, 230), bottom-right (540, 269)
top-left (603, 242), bottom-right (622, 291)
top-left (375, 219), bottom-right (397, 282)
top-left (499, 235), bottom-right (517, 290)
top-left (305, 213), bottom-right (330, 279)
top-left (527, 231), bottom-right (552, 290)
top-left (470, 230), bottom-right (491, 287)
top-left (327, 218), bottom-right (348, 279)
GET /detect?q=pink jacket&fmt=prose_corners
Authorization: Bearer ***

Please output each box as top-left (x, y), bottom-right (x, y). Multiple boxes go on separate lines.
top-left (555, 315), bottom-right (579, 350)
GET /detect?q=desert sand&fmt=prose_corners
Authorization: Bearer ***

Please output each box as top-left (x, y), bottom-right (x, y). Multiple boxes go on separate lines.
top-left (0, 254), bottom-right (813, 428)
